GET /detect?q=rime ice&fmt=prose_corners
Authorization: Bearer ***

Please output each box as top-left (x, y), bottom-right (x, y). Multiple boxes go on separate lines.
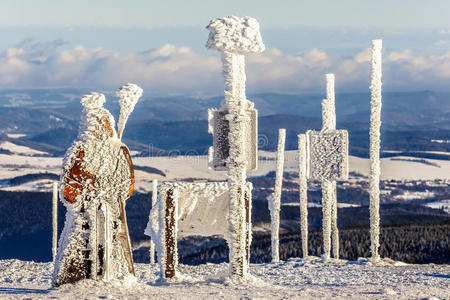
top-left (206, 16), bottom-right (264, 277)
top-left (369, 39), bottom-right (383, 260)
top-left (53, 85), bottom-right (142, 286)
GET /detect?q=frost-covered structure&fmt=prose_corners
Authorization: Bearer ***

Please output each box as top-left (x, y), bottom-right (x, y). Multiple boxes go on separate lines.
top-left (369, 40), bottom-right (383, 260)
top-left (297, 134), bottom-right (308, 258)
top-left (206, 16), bottom-right (264, 277)
top-left (149, 179), bottom-right (158, 264)
top-left (144, 181), bottom-right (252, 279)
top-left (53, 84), bottom-right (142, 286)
top-left (305, 74), bottom-right (348, 261)
top-left (268, 128), bottom-right (286, 263)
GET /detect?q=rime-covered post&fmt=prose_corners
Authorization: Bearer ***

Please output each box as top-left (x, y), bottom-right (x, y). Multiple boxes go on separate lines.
top-left (369, 39), bottom-right (382, 261)
top-left (320, 73), bottom-right (337, 261)
top-left (269, 128), bottom-right (286, 262)
top-left (52, 181), bottom-right (58, 262)
top-left (326, 73), bottom-right (339, 259)
top-left (206, 16), bottom-right (264, 277)
top-left (298, 134), bottom-right (308, 258)
top-left (150, 179), bottom-right (158, 264)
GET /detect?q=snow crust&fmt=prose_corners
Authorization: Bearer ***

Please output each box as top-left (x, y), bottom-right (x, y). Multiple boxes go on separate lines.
top-left (1, 258), bottom-right (449, 299)
top-left (369, 39), bottom-right (383, 260)
top-left (206, 16), bottom-right (265, 54)
top-left (116, 83), bottom-right (143, 139)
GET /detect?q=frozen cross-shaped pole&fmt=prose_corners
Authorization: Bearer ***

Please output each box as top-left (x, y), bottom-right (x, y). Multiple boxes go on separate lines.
top-left (206, 16), bottom-right (264, 277)
top-left (321, 73), bottom-right (337, 261)
top-left (369, 39), bottom-right (382, 261)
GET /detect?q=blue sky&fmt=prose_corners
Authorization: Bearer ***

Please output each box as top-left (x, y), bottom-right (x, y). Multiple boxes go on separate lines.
top-left (0, 0), bottom-right (449, 95)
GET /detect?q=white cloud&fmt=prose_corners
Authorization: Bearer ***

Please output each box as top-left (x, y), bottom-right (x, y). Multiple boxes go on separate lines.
top-left (1, 41), bottom-right (450, 94)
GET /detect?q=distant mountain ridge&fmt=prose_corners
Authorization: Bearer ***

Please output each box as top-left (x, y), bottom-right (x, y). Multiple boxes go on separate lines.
top-left (1, 89), bottom-right (450, 156)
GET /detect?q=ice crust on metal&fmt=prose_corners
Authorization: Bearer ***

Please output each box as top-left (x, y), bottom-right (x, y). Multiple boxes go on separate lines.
top-left (306, 130), bottom-right (349, 181)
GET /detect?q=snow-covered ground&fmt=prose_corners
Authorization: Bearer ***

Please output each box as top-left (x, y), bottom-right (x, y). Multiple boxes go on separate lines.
top-left (0, 258), bottom-right (448, 299)
top-left (424, 199), bottom-right (450, 214)
top-left (2, 150), bottom-right (450, 192)
top-left (0, 141), bottom-right (48, 156)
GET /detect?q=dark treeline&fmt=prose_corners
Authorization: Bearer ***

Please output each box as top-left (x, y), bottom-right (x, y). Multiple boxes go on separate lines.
top-left (167, 223), bottom-right (449, 265)
top-left (1, 191), bottom-right (449, 265)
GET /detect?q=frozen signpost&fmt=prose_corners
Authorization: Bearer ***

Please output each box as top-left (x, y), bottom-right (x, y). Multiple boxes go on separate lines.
top-left (206, 16), bottom-right (264, 277)
top-left (306, 74), bottom-right (348, 261)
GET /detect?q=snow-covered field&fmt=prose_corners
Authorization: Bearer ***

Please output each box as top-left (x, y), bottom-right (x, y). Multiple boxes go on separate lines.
top-left (0, 258), bottom-right (448, 299)
top-left (2, 150), bottom-right (450, 192)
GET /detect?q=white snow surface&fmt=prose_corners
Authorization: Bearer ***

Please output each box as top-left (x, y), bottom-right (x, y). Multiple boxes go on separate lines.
top-left (0, 258), bottom-right (448, 299)
top-left (0, 141), bottom-right (48, 156)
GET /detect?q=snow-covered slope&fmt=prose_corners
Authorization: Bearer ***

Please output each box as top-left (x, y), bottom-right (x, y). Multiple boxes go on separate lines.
top-left (2, 151), bottom-right (450, 192)
top-left (0, 141), bottom-right (48, 156)
top-left (0, 258), bottom-right (448, 299)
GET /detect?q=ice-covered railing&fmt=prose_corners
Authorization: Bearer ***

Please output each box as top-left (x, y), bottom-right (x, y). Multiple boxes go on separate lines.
top-left (144, 181), bottom-right (252, 279)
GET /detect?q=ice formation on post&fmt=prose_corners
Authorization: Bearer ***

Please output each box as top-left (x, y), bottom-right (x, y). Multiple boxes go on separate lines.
top-left (53, 85), bottom-right (142, 286)
top-left (52, 181), bottom-right (58, 262)
top-left (268, 128), bottom-right (286, 263)
top-left (149, 179), bottom-right (158, 264)
top-left (298, 134), bottom-right (308, 258)
top-left (206, 16), bottom-right (264, 278)
top-left (369, 39), bottom-right (382, 261)
top-left (144, 181), bottom-right (253, 279)
top-left (305, 74), bottom-right (348, 261)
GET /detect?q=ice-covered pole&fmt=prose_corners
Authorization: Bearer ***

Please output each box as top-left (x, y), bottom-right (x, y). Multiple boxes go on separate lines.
top-left (269, 128), bottom-right (286, 262)
top-left (150, 179), bottom-right (158, 264)
top-left (52, 181), bottom-right (58, 262)
top-left (298, 134), bottom-right (308, 258)
top-left (369, 39), bottom-right (382, 260)
top-left (206, 16), bottom-right (264, 277)
top-left (116, 83), bottom-right (143, 140)
top-left (321, 73), bottom-right (336, 261)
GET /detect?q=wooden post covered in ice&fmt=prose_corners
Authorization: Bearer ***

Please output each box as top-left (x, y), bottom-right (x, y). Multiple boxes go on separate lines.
top-left (150, 179), bottom-right (158, 264)
top-left (269, 128), bottom-right (286, 262)
top-left (206, 16), bottom-right (264, 277)
top-left (52, 181), bottom-right (58, 262)
top-left (161, 186), bottom-right (178, 278)
top-left (298, 134), bottom-right (308, 258)
top-left (369, 39), bottom-right (382, 261)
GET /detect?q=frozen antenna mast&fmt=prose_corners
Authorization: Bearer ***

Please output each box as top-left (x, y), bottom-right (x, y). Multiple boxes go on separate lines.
top-left (369, 39), bottom-right (382, 261)
top-left (206, 16), bottom-right (264, 278)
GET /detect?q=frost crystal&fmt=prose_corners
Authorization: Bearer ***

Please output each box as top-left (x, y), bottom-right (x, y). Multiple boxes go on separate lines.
top-left (268, 128), bottom-right (285, 263)
top-left (53, 86), bottom-right (142, 286)
top-left (116, 83), bottom-right (143, 139)
top-left (369, 39), bottom-right (383, 260)
top-left (206, 16), bottom-right (265, 54)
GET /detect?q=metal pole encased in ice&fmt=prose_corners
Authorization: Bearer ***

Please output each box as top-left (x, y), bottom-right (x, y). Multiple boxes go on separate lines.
top-left (298, 134), bottom-right (308, 258)
top-left (321, 73), bottom-right (338, 261)
top-left (206, 16), bottom-right (264, 277)
top-left (369, 39), bottom-right (382, 260)
top-left (52, 181), bottom-right (58, 262)
top-left (150, 179), bottom-right (158, 264)
top-left (269, 128), bottom-right (286, 263)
